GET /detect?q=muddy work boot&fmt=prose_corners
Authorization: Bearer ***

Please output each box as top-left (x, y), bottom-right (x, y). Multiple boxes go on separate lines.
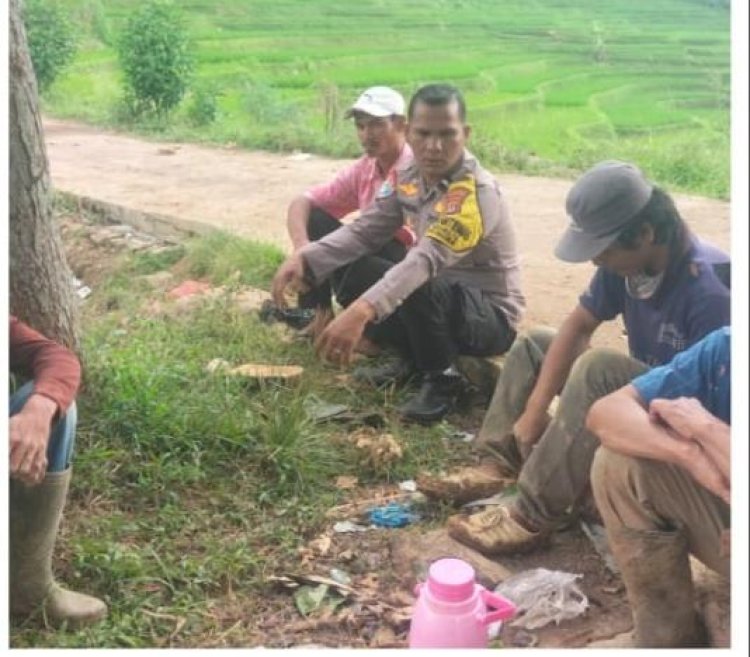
top-left (607, 526), bottom-right (708, 647)
top-left (353, 357), bottom-right (417, 388)
top-left (10, 469), bottom-right (108, 628)
top-left (417, 460), bottom-right (516, 506)
top-left (398, 371), bottom-right (468, 424)
top-left (447, 505), bottom-right (549, 556)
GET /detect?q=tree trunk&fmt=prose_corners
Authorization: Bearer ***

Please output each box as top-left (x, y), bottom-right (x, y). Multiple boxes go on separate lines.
top-left (9, 0), bottom-right (80, 350)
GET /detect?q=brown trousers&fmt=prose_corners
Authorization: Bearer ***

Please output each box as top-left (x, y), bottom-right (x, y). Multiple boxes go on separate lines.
top-left (591, 447), bottom-right (730, 577)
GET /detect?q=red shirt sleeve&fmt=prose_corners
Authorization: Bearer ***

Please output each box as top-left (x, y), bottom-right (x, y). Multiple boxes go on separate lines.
top-left (9, 316), bottom-right (81, 414)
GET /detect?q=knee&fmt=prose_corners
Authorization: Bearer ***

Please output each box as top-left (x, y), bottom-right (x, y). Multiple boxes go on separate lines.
top-left (568, 348), bottom-right (631, 393)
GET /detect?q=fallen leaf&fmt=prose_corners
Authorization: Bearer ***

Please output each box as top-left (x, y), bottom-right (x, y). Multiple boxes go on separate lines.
top-left (309, 534), bottom-right (332, 556)
top-left (335, 476), bottom-right (359, 489)
top-left (294, 584), bottom-right (331, 616)
top-left (370, 625), bottom-right (397, 647)
top-left (349, 428), bottom-right (403, 469)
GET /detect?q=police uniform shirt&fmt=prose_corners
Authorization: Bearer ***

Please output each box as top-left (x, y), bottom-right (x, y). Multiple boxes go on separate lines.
top-left (299, 151), bottom-right (525, 327)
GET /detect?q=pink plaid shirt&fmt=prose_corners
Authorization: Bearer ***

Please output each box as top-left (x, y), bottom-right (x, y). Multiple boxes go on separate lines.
top-left (305, 143), bottom-right (415, 246)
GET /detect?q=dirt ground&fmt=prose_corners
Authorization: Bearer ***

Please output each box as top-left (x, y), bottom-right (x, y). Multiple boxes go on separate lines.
top-left (44, 117), bottom-right (731, 354)
top-left (49, 120), bottom-right (732, 648)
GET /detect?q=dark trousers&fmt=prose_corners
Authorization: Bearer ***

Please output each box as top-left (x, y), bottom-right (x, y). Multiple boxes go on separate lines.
top-left (298, 207), bottom-right (406, 310)
top-left (334, 255), bottom-right (516, 373)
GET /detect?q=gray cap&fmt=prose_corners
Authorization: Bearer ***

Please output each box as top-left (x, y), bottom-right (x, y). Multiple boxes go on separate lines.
top-left (555, 160), bottom-right (654, 263)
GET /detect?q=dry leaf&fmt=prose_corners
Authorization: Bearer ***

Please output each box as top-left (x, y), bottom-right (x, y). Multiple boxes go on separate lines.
top-left (359, 573), bottom-right (380, 592)
top-left (308, 534), bottom-right (332, 556)
top-left (370, 625), bottom-right (397, 647)
top-left (348, 428), bottom-right (403, 469)
top-left (335, 475), bottom-right (359, 489)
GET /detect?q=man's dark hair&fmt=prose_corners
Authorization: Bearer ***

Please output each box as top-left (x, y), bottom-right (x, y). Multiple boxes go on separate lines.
top-left (615, 187), bottom-right (687, 249)
top-left (408, 84), bottom-right (466, 122)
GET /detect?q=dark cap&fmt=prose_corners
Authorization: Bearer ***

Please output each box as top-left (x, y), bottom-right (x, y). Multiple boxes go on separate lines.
top-left (555, 160), bottom-right (654, 263)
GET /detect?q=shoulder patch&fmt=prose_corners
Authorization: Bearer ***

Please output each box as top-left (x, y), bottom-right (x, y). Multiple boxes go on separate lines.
top-left (426, 177), bottom-right (483, 252)
top-left (376, 181), bottom-right (395, 199)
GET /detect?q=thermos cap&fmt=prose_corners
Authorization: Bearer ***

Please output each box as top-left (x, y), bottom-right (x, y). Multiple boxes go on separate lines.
top-left (427, 558), bottom-right (476, 602)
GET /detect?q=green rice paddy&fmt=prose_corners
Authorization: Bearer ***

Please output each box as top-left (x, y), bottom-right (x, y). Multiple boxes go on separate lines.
top-left (46, 0), bottom-right (730, 197)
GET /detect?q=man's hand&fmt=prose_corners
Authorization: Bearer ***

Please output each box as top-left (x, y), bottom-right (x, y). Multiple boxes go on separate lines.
top-left (9, 394), bottom-right (58, 486)
top-left (649, 397), bottom-right (717, 443)
top-left (315, 299), bottom-right (375, 366)
top-left (677, 439), bottom-right (730, 505)
top-left (513, 407), bottom-right (552, 457)
top-left (271, 253), bottom-right (309, 308)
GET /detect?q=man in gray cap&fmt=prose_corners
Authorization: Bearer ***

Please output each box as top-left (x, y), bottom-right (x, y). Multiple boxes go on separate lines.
top-left (284, 86), bottom-right (413, 341)
top-left (417, 160), bottom-right (731, 556)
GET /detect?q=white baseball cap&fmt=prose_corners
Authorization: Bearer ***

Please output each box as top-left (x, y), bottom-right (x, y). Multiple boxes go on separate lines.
top-left (344, 86), bottom-right (405, 118)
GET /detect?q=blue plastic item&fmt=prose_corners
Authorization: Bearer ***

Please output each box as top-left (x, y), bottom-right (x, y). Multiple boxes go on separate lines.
top-left (368, 502), bottom-right (420, 528)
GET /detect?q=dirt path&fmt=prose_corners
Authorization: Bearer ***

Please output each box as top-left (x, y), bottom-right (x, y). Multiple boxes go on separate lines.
top-left (44, 117), bottom-right (730, 351)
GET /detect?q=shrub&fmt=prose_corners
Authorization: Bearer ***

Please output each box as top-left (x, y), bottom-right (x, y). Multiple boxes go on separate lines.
top-left (186, 86), bottom-right (220, 126)
top-left (117, 0), bottom-right (193, 117)
top-left (22, 0), bottom-right (77, 93)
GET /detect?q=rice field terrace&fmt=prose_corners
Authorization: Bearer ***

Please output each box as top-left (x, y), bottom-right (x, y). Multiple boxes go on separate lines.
top-left (46, 0), bottom-right (730, 197)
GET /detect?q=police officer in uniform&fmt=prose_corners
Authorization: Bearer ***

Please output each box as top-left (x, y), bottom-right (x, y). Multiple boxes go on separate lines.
top-left (272, 84), bottom-right (525, 423)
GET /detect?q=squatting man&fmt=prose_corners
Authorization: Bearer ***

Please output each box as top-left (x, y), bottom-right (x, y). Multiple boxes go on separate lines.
top-left (272, 83), bottom-right (525, 423)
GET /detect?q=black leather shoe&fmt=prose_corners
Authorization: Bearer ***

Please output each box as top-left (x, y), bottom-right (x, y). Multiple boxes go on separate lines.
top-left (353, 358), bottom-right (417, 388)
top-left (398, 372), bottom-right (467, 424)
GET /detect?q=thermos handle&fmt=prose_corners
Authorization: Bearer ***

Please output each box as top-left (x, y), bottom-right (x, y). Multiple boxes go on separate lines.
top-left (479, 589), bottom-right (517, 625)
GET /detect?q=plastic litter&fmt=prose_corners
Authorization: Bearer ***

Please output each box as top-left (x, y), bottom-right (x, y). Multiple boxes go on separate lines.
top-left (398, 480), bottom-right (418, 492)
top-left (368, 502), bottom-right (420, 528)
top-left (71, 276), bottom-right (92, 300)
top-left (333, 520), bottom-right (370, 533)
top-left (494, 567), bottom-right (589, 630)
top-left (329, 568), bottom-right (352, 585)
top-left (304, 395), bottom-right (350, 422)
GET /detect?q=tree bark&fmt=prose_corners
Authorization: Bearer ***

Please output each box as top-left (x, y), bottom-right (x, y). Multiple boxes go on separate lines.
top-left (9, 0), bottom-right (80, 350)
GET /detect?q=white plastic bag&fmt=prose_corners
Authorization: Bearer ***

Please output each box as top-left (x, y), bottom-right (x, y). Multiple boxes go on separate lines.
top-left (494, 567), bottom-right (589, 630)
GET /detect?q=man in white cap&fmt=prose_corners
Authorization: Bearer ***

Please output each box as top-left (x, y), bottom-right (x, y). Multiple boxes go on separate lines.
top-left (285, 86), bottom-right (413, 340)
top-left (273, 84), bottom-right (524, 424)
top-left (418, 160), bottom-right (730, 555)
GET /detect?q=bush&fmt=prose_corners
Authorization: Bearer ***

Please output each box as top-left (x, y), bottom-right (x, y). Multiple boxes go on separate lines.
top-left (186, 86), bottom-right (220, 126)
top-left (117, 0), bottom-right (193, 117)
top-left (22, 0), bottom-right (77, 93)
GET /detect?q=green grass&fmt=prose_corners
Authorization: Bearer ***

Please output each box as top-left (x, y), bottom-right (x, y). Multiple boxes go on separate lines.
top-left (41, 0), bottom-right (730, 198)
top-left (9, 225), bottom-right (472, 647)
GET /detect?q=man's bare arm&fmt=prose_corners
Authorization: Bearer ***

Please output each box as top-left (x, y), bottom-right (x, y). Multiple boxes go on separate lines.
top-left (286, 195), bottom-right (313, 251)
top-left (588, 386), bottom-right (730, 503)
top-left (514, 304), bottom-right (601, 446)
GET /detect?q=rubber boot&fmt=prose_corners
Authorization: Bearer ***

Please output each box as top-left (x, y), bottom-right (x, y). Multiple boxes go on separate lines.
top-left (10, 469), bottom-right (108, 628)
top-left (608, 525), bottom-right (707, 648)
